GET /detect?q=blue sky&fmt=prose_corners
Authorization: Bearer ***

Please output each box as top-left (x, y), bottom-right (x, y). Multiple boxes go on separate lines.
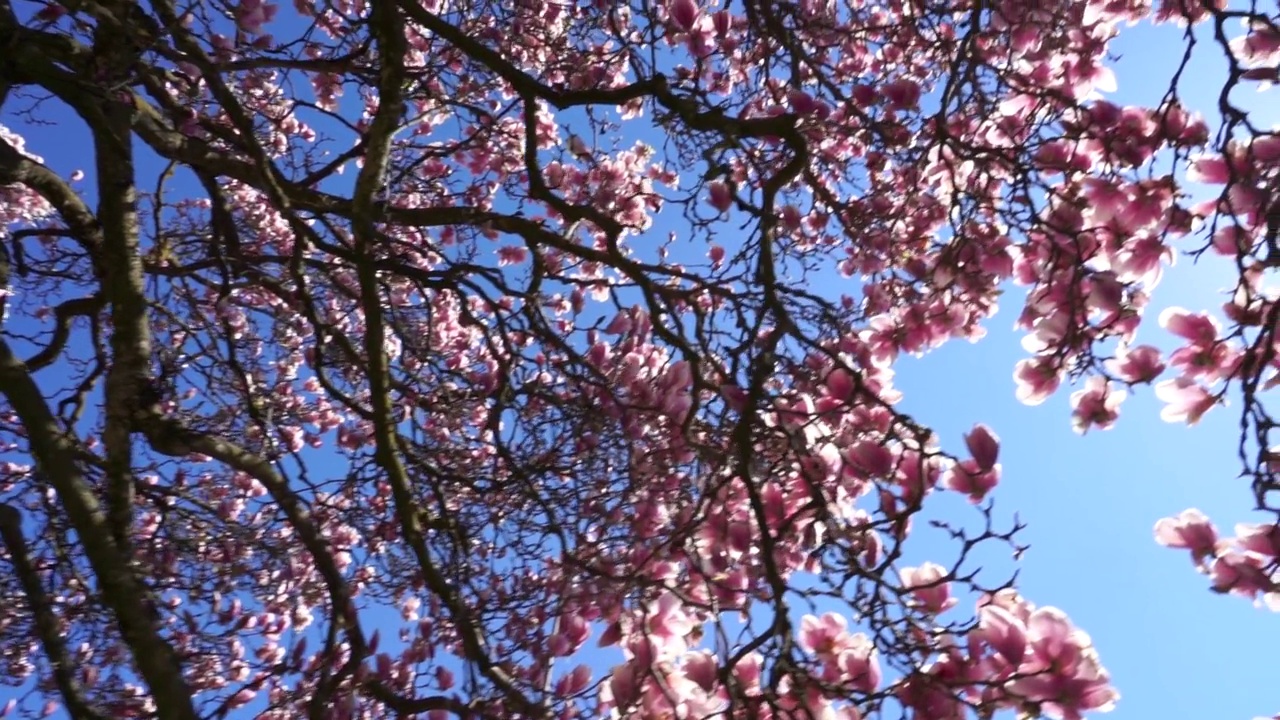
top-left (1, 5), bottom-right (1277, 720)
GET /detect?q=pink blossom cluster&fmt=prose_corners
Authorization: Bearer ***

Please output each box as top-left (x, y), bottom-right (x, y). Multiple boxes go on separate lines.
top-left (1155, 510), bottom-right (1280, 610)
top-left (590, 589), bottom-right (1116, 720)
top-left (898, 591), bottom-right (1118, 720)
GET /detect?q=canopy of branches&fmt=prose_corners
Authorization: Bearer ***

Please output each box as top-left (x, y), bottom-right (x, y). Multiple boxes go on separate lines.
top-left (0, 0), bottom-right (1276, 718)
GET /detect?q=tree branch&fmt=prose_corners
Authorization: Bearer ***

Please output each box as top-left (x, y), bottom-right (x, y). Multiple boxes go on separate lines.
top-left (23, 295), bottom-right (105, 372)
top-left (130, 410), bottom-right (370, 663)
top-left (0, 338), bottom-right (200, 720)
top-left (0, 504), bottom-right (107, 720)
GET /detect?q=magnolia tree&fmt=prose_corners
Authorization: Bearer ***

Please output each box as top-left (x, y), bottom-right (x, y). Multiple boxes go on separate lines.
top-left (0, 0), bottom-right (1276, 717)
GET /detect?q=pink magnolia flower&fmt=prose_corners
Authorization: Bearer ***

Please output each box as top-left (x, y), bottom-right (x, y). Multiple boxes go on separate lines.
top-left (1024, 607), bottom-right (1087, 669)
top-left (1154, 377), bottom-right (1217, 425)
top-left (550, 611), bottom-right (591, 656)
top-left (603, 662), bottom-right (640, 710)
top-left (1208, 552), bottom-right (1275, 600)
top-left (898, 654), bottom-right (969, 720)
top-left (1105, 344), bottom-right (1165, 383)
top-left (643, 592), bottom-right (695, 657)
top-left (1159, 307), bottom-right (1221, 346)
top-left (235, 0), bottom-right (278, 34)
top-left (711, 8), bottom-right (732, 37)
top-left (944, 458), bottom-right (1000, 503)
top-left (684, 15), bottom-right (717, 57)
top-left (708, 181), bottom-right (733, 213)
top-left (1186, 151), bottom-right (1231, 184)
top-left (1035, 139), bottom-right (1095, 174)
top-left (1081, 177), bottom-right (1130, 224)
top-left (497, 245), bottom-right (528, 266)
top-left (1014, 358), bottom-right (1062, 406)
top-left (843, 440), bottom-right (896, 479)
top-left (1154, 0), bottom-right (1225, 25)
top-left (977, 604), bottom-right (1027, 667)
top-left (682, 651), bottom-right (718, 691)
top-left (1069, 376), bottom-right (1126, 434)
top-left (604, 311), bottom-right (632, 335)
top-left (1232, 22), bottom-right (1280, 66)
top-left (1234, 522), bottom-right (1280, 558)
top-left (1012, 651), bottom-right (1119, 720)
top-left (788, 89), bottom-right (820, 116)
top-left (1210, 225), bottom-right (1255, 257)
top-left (1002, 608), bottom-right (1119, 720)
top-left (633, 668), bottom-right (693, 718)
top-left (860, 314), bottom-right (903, 367)
top-left (899, 562), bottom-right (957, 614)
top-left (836, 634), bottom-right (882, 692)
top-left (597, 619), bottom-right (622, 648)
top-left (798, 612), bottom-right (848, 657)
top-left (825, 367), bottom-right (856, 401)
top-left (963, 423), bottom-right (1000, 471)
top-left (1154, 509), bottom-right (1219, 561)
top-left (1114, 234), bottom-right (1171, 284)
top-left (666, 0), bottom-right (700, 32)
top-left (1167, 333), bottom-right (1242, 384)
top-left (733, 652), bottom-right (763, 691)
top-left (882, 79), bottom-right (921, 109)
top-left (1083, 271), bottom-right (1124, 317)
top-left (1155, 101), bottom-right (1209, 145)
top-left (554, 664), bottom-right (592, 697)
top-left (708, 244), bottom-right (726, 267)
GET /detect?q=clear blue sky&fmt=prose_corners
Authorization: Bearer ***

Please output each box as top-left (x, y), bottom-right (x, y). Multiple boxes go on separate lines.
top-left (1, 7), bottom-right (1277, 720)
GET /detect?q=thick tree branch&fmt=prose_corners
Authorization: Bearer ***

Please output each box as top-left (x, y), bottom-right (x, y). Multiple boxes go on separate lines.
top-left (131, 410), bottom-right (370, 663)
top-left (361, 682), bottom-right (485, 718)
top-left (91, 83), bottom-right (149, 553)
top-left (23, 295), bottom-right (104, 372)
top-left (395, 0), bottom-right (657, 110)
top-left (0, 339), bottom-right (200, 720)
top-left (0, 505), bottom-right (106, 720)
top-left (0, 136), bottom-right (103, 271)
top-left (353, 2), bottom-right (545, 716)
